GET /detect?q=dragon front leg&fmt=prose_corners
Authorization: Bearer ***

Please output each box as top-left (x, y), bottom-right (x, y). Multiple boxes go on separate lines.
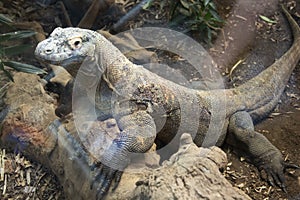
top-left (92, 110), bottom-right (157, 199)
top-left (228, 111), bottom-right (299, 191)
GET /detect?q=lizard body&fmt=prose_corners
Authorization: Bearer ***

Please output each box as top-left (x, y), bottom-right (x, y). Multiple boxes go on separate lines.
top-left (35, 5), bottom-right (300, 198)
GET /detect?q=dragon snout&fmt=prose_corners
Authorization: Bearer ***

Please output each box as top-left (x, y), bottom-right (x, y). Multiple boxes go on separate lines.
top-left (34, 39), bottom-right (78, 65)
top-left (43, 48), bottom-right (53, 55)
top-left (34, 39), bottom-right (63, 63)
top-left (35, 40), bottom-right (53, 56)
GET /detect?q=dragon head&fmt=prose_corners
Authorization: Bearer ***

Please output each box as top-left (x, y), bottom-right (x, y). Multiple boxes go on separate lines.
top-left (35, 27), bottom-right (101, 67)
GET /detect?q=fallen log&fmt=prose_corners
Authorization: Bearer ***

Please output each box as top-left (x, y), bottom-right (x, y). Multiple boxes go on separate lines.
top-left (0, 72), bottom-right (250, 199)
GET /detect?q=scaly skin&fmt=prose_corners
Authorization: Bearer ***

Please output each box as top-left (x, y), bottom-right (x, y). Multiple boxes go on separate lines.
top-left (35, 5), bottom-right (299, 199)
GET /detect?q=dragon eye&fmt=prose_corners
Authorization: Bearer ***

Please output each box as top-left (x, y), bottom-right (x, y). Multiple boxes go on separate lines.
top-left (68, 37), bottom-right (82, 49)
top-left (74, 40), bottom-right (81, 47)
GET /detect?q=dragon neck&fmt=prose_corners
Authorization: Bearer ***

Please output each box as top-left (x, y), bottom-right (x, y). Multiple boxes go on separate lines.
top-left (92, 33), bottom-right (131, 72)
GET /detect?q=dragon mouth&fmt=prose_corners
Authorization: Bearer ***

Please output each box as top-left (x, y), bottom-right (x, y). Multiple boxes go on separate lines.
top-left (35, 51), bottom-right (85, 67)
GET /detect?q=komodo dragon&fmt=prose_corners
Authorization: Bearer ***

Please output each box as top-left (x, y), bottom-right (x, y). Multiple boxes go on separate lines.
top-left (35, 5), bottom-right (299, 199)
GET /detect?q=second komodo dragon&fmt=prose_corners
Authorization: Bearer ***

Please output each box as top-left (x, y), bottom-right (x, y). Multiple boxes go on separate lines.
top-left (35, 5), bottom-right (299, 199)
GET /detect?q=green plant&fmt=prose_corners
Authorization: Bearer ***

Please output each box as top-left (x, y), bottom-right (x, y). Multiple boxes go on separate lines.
top-left (0, 14), bottom-right (46, 81)
top-left (168, 0), bottom-right (223, 43)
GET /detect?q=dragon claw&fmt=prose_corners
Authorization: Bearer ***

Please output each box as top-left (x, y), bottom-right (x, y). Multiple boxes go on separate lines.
top-left (112, 171), bottom-right (123, 190)
top-left (91, 163), bottom-right (124, 200)
top-left (258, 155), bottom-right (299, 192)
top-left (283, 162), bottom-right (300, 170)
top-left (262, 167), bottom-right (285, 190)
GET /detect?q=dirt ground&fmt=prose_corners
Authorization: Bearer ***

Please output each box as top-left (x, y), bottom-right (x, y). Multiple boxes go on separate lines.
top-left (212, 0), bottom-right (300, 199)
top-left (0, 0), bottom-right (300, 199)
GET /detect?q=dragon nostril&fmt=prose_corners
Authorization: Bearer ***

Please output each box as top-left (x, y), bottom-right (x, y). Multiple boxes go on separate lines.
top-left (45, 49), bottom-right (53, 54)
